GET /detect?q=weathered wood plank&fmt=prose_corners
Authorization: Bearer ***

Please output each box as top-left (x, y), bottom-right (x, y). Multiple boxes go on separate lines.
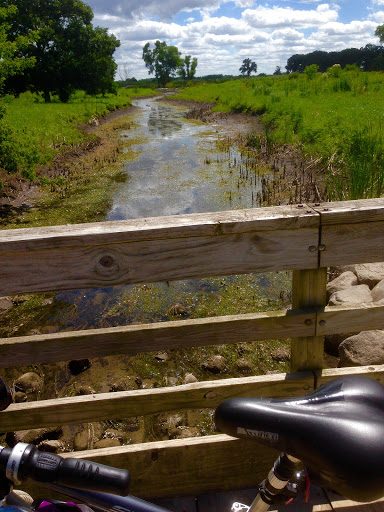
top-left (291, 268), bottom-right (327, 371)
top-left (311, 198), bottom-right (384, 225)
top-left (59, 435), bottom-right (278, 499)
top-left (315, 364), bottom-right (384, 386)
top-left (0, 206), bottom-right (318, 252)
top-left (0, 310), bottom-right (316, 367)
top-left (0, 371), bottom-right (314, 431)
top-left (320, 221), bottom-right (384, 267)
top-left (0, 227), bottom-right (318, 295)
top-left (303, 499), bottom-right (384, 511)
top-left (317, 304), bottom-right (384, 336)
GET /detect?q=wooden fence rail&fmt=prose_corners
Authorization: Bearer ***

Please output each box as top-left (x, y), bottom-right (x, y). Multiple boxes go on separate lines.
top-left (1, 198), bottom-right (384, 499)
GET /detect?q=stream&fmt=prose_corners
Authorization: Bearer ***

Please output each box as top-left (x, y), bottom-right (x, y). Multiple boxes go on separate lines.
top-left (46, 96), bottom-right (290, 333)
top-left (2, 96), bottom-right (294, 442)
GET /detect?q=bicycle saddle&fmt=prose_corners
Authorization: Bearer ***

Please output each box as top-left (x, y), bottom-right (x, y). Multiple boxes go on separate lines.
top-left (215, 376), bottom-right (384, 502)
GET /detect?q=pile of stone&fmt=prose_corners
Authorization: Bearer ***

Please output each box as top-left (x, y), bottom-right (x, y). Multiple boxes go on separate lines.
top-left (325, 262), bottom-right (384, 366)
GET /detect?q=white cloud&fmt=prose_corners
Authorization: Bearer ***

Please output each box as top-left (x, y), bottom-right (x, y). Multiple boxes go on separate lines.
top-left (242, 4), bottom-right (338, 29)
top-left (87, 0), bottom-right (222, 20)
top-left (87, 0), bottom-right (381, 79)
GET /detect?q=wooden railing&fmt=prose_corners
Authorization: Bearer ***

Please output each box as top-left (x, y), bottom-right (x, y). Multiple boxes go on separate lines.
top-left (1, 198), bottom-right (384, 499)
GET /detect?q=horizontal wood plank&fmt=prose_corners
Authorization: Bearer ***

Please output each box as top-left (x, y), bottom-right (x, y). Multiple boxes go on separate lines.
top-left (59, 435), bottom-right (278, 499)
top-left (315, 364), bottom-right (384, 386)
top-left (0, 310), bottom-right (316, 367)
top-left (311, 198), bottom-right (384, 225)
top-left (0, 227), bottom-right (318, 295)
top-left (271, 498), bottom-right (384, 511)
top-left (320, 221), bottom-right (384, 266)
top-left (0, 206), bottom-right (318, 252)
top-left (0, 371), bottom-right (314, 431)
top-left (317, 304), bottom-right (384, 336)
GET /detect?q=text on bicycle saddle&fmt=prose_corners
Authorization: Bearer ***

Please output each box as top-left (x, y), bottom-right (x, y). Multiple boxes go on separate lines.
top-left (215, 375), bottom-right (384, 502)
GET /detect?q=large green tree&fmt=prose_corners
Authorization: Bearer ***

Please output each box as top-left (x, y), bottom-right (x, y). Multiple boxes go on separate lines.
top-left (375, 24), bottom-right (384, 44)
top-left (142, 41), bottom-right (183, 86)
top-left (0, 4), bottom-right (36, 92)
top-left (178, 55), bottom-right (198, 80)
top-left (3, 0), bottom-right (120, 102)
top-left (239, 58), bottom-right (257, 76)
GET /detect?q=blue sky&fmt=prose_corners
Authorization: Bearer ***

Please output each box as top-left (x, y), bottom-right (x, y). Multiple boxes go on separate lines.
top-left (86, 1), bottom-right (384, 78)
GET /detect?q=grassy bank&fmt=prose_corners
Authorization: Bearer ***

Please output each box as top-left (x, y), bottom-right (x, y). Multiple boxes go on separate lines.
top-left (176, 69), bottom-right (384, 200)
top-left (0, 88), bottom-right (155, 181)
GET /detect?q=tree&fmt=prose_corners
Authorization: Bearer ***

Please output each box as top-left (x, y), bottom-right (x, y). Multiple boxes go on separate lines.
top-left (375, 24), bottom-right (384, 44)
top-left (273, 66), bottom-right (282, 76)
top-left (239, 58), bottom-right (257, 76)
top-left (178, 55), bottom-right (198, 80)
top-left (3, 0), bottom-right (120, 102)
top-left (142, 41), bottom-right (182, 86)
top-left (0, 4), bottom-right (36, 92)
top-left (304, 64), bottom-right (319, 79)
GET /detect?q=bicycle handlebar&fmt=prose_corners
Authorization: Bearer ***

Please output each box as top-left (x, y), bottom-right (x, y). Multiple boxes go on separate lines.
top-left (0, 443), bottom-right (131, 496)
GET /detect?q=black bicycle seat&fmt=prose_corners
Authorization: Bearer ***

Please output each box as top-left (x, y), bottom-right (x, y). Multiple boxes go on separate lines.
top-left (215, 376), bottom-right (384, 502)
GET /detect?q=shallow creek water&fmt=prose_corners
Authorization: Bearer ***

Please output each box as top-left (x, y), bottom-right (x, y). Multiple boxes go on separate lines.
top-left (42, 97), bottom-right (290, 332)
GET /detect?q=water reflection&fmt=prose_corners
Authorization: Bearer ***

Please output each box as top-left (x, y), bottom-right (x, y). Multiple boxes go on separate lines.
top-left (49, 96), bottom-right (290, 332)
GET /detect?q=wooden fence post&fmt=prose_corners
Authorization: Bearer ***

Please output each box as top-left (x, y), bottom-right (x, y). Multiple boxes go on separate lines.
top-left (291, 268), bottom-right (327, 371)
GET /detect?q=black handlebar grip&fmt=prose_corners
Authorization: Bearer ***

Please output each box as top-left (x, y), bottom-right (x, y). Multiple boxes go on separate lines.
top-left (57, 457), bottom-right (131, 495)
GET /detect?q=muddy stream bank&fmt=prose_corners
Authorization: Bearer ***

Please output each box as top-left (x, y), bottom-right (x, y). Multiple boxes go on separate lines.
top-left (0, 96), bottom-right (326, 451)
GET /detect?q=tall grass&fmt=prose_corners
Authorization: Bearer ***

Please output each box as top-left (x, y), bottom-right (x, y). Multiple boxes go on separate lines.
top-left (0, 88), bottom-right (155, 179)
top-left (176, 70), bottom-right (384, 199)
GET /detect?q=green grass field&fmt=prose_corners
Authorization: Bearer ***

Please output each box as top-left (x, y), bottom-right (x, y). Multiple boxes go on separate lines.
top-left (175, 69), bottom-right (384, 200)
top-left (0, 88), bottom-right (155, 180)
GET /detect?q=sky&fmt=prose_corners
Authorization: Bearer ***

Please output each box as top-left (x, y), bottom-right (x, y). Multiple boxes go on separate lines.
top-left (85, 0), bottom-right (384, 79)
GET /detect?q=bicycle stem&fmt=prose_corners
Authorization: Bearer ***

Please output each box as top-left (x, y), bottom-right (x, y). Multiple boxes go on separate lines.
top-left (248, 453), bottom-right (302, 512)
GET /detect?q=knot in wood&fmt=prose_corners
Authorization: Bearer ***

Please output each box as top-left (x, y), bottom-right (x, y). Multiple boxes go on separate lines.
top-left (96, 253), bottom-right (120, 276)
top-left (204, 391), bottom-right (218, 400)
top-left (99, 255), bottom-right (115, 268)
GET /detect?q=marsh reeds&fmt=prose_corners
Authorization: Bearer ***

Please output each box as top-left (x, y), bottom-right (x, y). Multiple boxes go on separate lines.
top-left (327, 123), bottom-right (384, 200)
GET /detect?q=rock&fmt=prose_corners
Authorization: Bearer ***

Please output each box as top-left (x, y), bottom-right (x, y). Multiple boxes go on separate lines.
top-left (109, 377), bottom-right (138, 392)
top-left (94, 438), bottom-right (121, 449)
top-left (165, 376), bottom-right (178, 386)
top-left (104, 429), bottom-right (125, 441)
top-left (202, 355), bottom-right (227, 374)
top-left (169, 427), bottom-right (201, 439)
top-left (323, 353), bottom-right (340, 368)
top-left (337, 265), bottom-right (357, 275)
top-left (13, 392), bottom-right (27, 403)
top-left (68, 359), bottom-right (91, 376)
top-left (6, 427), bottom-right (62, 447)
top-left (0, 297), bottom-right (13, 313)
top-left (271, 347), bottom-right (290, 362)
top-left (183, 373), bottom-right (198, 384)
top-left (73, 423), bottom-right (103, 451)
top-left (324, 333), bottom-right (351, 356)
top-left (328, 284), bottom-right (373, 306)
top-left (167, 414), bottom-right (184, 429)
top-left (38, 440), bottom-right (65, 453)
top-left (355, 263), bottom-right (384, 288)
top-left (73, 430), bottom-right (91, 451)
top-left (372, 280), bottom-right (384, 302)
top-left (339, 330), bottom-right (384, 367)
top-left (326, 271), bottom-right (358, 299)
top-left (168, 303), bottom-right (189, 317)
top-left (154, 352), bottom-right (170, 362)
top-left (15, 372), bottom-right (43, 394)
top-left (236, 358), bottom-right (253, 374)
top-left (75, 385), bottom-right (96, 395)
